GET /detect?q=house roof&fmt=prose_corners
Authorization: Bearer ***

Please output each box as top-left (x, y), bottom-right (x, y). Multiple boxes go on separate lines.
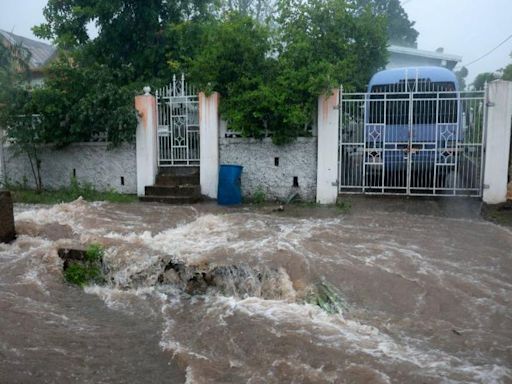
top-left (0, 29), bottom-right (57, 71)
top-left (388, 45), bottom-right (462, 64)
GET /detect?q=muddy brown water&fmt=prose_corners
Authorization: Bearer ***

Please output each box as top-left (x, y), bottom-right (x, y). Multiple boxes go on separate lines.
top-left (1, 198), bottom-right (511, 383)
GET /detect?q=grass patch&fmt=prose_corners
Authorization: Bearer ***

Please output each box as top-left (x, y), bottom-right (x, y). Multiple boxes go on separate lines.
top-left (335, 199), bottom-right (351, 213)
top-left (63, 243), bottom-right (105, 287)
top-left (252, 187), bottom-right (266, 205)
top-left (8, 177), bottom-right (137, 204)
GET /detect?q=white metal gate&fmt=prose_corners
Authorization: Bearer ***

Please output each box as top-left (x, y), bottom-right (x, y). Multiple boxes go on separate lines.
top-left (339, 88), bottom-right (487, 196)
top-left (156, 74), bottom-right (199, 167)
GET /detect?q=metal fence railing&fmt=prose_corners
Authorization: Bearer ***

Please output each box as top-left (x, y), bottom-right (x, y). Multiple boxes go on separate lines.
top-left (156, 74), bottom-right (200, 167)
top-left (339, 90), bottom-right (487, 196)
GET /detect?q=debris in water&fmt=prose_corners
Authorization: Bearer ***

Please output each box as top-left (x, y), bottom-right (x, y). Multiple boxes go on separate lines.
top-left (273, 205), bottom-right (285, 212)
top-left (306, 281), bottom-right (348, 314)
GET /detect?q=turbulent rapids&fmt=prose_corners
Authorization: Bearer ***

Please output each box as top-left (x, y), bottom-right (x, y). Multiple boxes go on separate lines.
top-left (1, 198), bottom-right (512, 383)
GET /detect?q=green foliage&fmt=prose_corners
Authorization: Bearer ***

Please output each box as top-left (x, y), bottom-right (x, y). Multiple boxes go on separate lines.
top-left (9, 177), bottom-right (137, 204)
top-left (8, 0), bottom-right (391, 147)
top-left (471, 52), bottom-right (512, 90)
top-left (336, 199), bottom-right (351, 213)
top-left (34, 0), bottom-right (216, 79)
top-left (455, 66), bottom-right (469, 91)
top-left (472, 72), bottom-right (500, 90)
top-left (85, 243), bottom-right (104, 263)
top-left (64, 245), bottom-right (104, 287)
top-left (350, 0), bottom-right (419, 48)
top-left (221, 0), bottom-right (275, 21)
top-left (26, 56), bottom-right (139, 147)
top-left (191, 2), bottom-right (388, 144)
top-left (252, 186), bottom-right (266, 204)
top-left (502, 59), bottom-right (512, 82)
top-left (189, 13), bottom-right (275, 138)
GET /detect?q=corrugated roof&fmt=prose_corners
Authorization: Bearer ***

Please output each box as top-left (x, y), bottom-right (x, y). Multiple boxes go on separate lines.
top-left (0, 29), bottom-right (57, 70)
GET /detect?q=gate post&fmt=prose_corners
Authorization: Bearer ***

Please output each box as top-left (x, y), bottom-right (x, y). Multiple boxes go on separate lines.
top-left (316, 88), bottom-right (340, 204)
top-left (135, 87), bottom-right (158, 197)
top-left (483, 80), bottom-right (512, 204)
top-left (199, 92), bottom-right (220, 199)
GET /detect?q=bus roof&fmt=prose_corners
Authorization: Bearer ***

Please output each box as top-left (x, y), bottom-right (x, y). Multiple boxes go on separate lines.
top-left (369, 66), bottom-right (457, 88)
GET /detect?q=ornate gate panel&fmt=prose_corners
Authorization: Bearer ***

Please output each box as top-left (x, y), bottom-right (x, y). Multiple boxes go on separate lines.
top-left (339, 89), bottom-right (487, 196)
top-left (156, 74), bottom-right (199, 167)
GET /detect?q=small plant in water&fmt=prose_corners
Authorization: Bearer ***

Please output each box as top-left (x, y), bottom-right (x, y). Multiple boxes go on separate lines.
top-left (64, 243), bottom-right (105, 287)
top-left (336, 199), bottom-right (351, 213)
top-left (306, 281), bottom-right (348, 314)
top-left (85, 243), bottom-right (104, 262)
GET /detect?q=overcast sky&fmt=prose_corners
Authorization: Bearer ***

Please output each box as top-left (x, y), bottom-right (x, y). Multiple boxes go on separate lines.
top-left (0, 0), bottom-right (510, 83)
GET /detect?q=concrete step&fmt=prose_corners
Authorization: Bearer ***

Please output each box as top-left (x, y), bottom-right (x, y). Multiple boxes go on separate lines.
top-left (155, 174), bottom-right (200, 187)
top-left (145, 185), bottom-right (201, 197)
top-left (139, 195), bottom-right (202, 204)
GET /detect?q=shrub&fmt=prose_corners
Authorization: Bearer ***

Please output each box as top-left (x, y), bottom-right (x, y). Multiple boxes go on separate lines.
top-left (252, 187), bottom-right (266, 204)
top-left (63, 244), bottom-right (105, 287)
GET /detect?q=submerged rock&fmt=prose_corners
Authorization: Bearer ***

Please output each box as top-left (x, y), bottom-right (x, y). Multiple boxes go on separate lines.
top-left (0, 191), bottom-right (15, 243)
top-left (157, 261), bottom-right (297, 300)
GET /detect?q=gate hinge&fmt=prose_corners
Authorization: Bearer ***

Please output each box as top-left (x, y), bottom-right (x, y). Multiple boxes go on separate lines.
top-left (486, 101), bottom-right (495, 107)
top-left (333, 104), bottom-right (341, 110)
top-left (483, 184), bottom-right (490, 189)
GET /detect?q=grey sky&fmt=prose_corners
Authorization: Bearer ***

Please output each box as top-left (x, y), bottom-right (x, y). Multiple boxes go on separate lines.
top-left (0, 0), bottom-right (510, 83)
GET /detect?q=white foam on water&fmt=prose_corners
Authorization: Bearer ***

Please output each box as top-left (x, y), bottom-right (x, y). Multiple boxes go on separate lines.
top-left (14, 198), bottom-right (98, 232)
top-left (198, 295), bottom-right (512, 383)
top-left (9, 201), bottom-right (511, 383)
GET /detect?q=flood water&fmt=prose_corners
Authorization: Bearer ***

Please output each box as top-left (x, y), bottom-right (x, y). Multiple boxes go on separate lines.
top-left (1, 199), bottom-right (511, 383)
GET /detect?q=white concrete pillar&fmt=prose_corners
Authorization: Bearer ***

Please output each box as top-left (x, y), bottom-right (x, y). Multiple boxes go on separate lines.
top-left (316, 88), bottom-right (340, 204)
top-left (199, 92), bottom-right (220, 199)
top-left (135, 87), bottom-right (158, 197)
top-left (483, 80), bottom-right (512, 204)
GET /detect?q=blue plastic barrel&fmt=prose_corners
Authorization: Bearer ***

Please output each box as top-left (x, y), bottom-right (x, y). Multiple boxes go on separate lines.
top-left (218, 165), bottom-right (243, 205)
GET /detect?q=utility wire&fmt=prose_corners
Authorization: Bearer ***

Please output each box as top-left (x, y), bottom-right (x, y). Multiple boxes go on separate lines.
top-left (462, 33), bottom-right (512, 67)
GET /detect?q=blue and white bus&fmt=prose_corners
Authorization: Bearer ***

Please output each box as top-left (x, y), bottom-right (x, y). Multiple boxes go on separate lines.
top-left (339, 66), bottom-right (485, 195)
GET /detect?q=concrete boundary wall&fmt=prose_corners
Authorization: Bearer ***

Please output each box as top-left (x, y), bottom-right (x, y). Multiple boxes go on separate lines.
top-left (0, 142), bottom-right (136, 194)
top-left (219, 137), bottom-right (317, 202)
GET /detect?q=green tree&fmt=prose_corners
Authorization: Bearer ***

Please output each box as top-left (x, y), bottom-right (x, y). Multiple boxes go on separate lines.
top-left (472, 72), bottom-right (500, 90)
top-left (188, 13), bottom-right (274, 138)
top-left (351, 0), bottom-right (418, 47)
top-left (28, 55), bottom-right (139, 147)
top-left (221, 0), bottom-right (275, 20)
top-left (33, 0), bottom-right (216, 80)
top-left (0, 43), bottom-right (46, 191)
top-left (501, 53), bottom-right (512, 81)
top-left (191, 1), bottom-right (388, 144)
top-left (455, 66), bottom-right (468, 90)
